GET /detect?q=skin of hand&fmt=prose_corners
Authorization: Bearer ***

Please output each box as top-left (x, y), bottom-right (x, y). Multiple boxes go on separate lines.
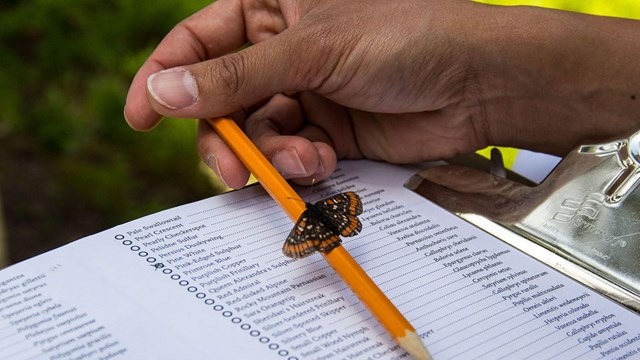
top-left (124, 0), bottom-right (640, 189)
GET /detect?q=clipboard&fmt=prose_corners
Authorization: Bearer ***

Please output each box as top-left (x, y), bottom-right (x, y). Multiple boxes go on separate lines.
top-left (404, 129), bottom-right (640, 313)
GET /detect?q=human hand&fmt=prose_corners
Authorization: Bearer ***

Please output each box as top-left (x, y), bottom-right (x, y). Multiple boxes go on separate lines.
top-left (124, 0), bottom-right (640, 188)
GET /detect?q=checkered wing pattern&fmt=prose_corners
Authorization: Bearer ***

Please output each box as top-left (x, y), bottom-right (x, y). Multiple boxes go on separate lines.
top-left (313, 191), bottom-right (362, 237)
top-left (282, 192), bottom-right (362, 259)
top-left (282, 211), bottom-right (342, 258)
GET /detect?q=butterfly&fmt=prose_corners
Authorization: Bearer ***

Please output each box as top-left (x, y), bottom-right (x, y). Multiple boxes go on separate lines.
top-left (283, 191), bottom-right (363, 259)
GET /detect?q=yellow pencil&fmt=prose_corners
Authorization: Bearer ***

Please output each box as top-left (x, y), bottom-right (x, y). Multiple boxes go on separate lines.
top-left (207, 117), bottom-right (431, 360)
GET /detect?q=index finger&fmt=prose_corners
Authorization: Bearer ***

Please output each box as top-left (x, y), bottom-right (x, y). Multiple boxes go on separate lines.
top-left (124, 0), bottom-right (248, 131)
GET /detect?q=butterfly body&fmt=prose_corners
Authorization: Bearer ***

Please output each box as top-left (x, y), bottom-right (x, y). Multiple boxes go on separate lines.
top-left (283, 192), bottom-right (363, 259)
top-left (304, 201), bottom-right (344, 235)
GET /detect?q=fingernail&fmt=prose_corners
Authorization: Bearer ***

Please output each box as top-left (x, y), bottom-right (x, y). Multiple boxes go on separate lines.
top-left (205, 153), bottom-right (228, 188)
top-left (313, 160), bottom-right (326, 178)
top-left (147, 68), bottom-right (198, 109)
top-left (272, 148), bottom-right (308, 178)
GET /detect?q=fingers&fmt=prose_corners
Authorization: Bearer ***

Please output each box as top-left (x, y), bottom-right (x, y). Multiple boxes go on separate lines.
top-left (197, 120), bottom-right (250, 189)
top-left (198, 94), bottom-right (338, 187)
top-left (244, 95), bottom-right (337, 185)
top-left (297, 92), bottom-right (362, 159)
top-left (243, 1), bottom-right (289, 43)
top-left (145, 32), bottom-right (314, 121)
top-left (125, 0), bottom-right (247, 131)
top-left (408, 165), bottom-right (531, 224)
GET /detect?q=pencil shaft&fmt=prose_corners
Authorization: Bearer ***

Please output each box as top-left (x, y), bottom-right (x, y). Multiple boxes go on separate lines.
top-left (206, 117), bottom-right (429, 358)
top-left (208, 118), bottom-right (305, 220)
top-left (322, 247), bottom-right (413, 336)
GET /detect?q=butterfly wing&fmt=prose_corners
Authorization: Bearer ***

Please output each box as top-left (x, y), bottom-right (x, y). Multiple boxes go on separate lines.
top-left (319, 191), bottom-right (363, 216)
top-left (282, 210), bottom-right (342, 258)
top-left (315, 192), bottom-right (362, 237)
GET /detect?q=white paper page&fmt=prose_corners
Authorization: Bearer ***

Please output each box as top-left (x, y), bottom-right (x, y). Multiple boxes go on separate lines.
top-left (1, 160), bottom-right (639, 360)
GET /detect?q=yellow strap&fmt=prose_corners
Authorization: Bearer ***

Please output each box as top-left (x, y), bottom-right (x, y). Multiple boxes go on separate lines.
top-left (473, 0), bottom-right (640, 20)
top-left (477, 146), bottom-right (519, 170)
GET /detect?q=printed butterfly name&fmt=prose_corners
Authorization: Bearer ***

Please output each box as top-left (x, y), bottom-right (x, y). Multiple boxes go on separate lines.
top-left (283, 191), bottom-right (363, 259)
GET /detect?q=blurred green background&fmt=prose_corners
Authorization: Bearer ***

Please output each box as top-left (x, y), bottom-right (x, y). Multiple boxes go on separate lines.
top-left (0, 0), bottom-right (220, 264)
top-left (0, 0), bottom-right (639, 266)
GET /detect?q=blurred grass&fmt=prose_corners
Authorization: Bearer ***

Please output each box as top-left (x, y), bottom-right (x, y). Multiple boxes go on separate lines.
top-left (0, 0), bottom-right (638, 265)
top-left (0, 0), bottom-right (223, 263)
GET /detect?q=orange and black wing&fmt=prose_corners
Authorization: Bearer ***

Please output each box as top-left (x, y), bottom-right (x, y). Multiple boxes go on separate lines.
top-left (316, 192), bottom-right (362, 237)
top-left (282, 210), bottom-right (342, 259)
top-left (319, 191), bottom-right (363, 216)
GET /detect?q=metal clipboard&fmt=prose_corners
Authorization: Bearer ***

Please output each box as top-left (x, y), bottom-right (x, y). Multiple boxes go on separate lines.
top-left (404, 129), bottom-right (640, 313)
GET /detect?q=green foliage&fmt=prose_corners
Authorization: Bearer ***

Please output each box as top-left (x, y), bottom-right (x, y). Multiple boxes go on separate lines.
top-left (0, 0), bottom-right (224, 261)
top-left (0, 0), bottom-right (209, 148)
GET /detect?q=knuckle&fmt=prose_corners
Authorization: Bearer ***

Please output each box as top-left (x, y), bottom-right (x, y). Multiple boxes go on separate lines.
top-left (208, 53), bottom-right (245, 98)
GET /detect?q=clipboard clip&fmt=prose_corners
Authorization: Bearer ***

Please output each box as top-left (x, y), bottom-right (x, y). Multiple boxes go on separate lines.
top-left (404, 129), bottom-right (640, 313)
top-left (579, 130), bottom-right (640, 204)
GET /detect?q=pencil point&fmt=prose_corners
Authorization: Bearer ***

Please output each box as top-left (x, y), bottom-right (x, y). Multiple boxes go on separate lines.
top-left (397, 330), bottom-right (432, 360)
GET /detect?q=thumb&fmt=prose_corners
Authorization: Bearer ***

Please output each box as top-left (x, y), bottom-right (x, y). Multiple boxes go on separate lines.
top-left (145, 35), bottom-right (316, 118)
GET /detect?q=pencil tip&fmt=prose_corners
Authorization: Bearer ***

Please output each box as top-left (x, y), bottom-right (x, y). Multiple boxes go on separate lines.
top-left (397, 330), bottom-right (433, 360)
